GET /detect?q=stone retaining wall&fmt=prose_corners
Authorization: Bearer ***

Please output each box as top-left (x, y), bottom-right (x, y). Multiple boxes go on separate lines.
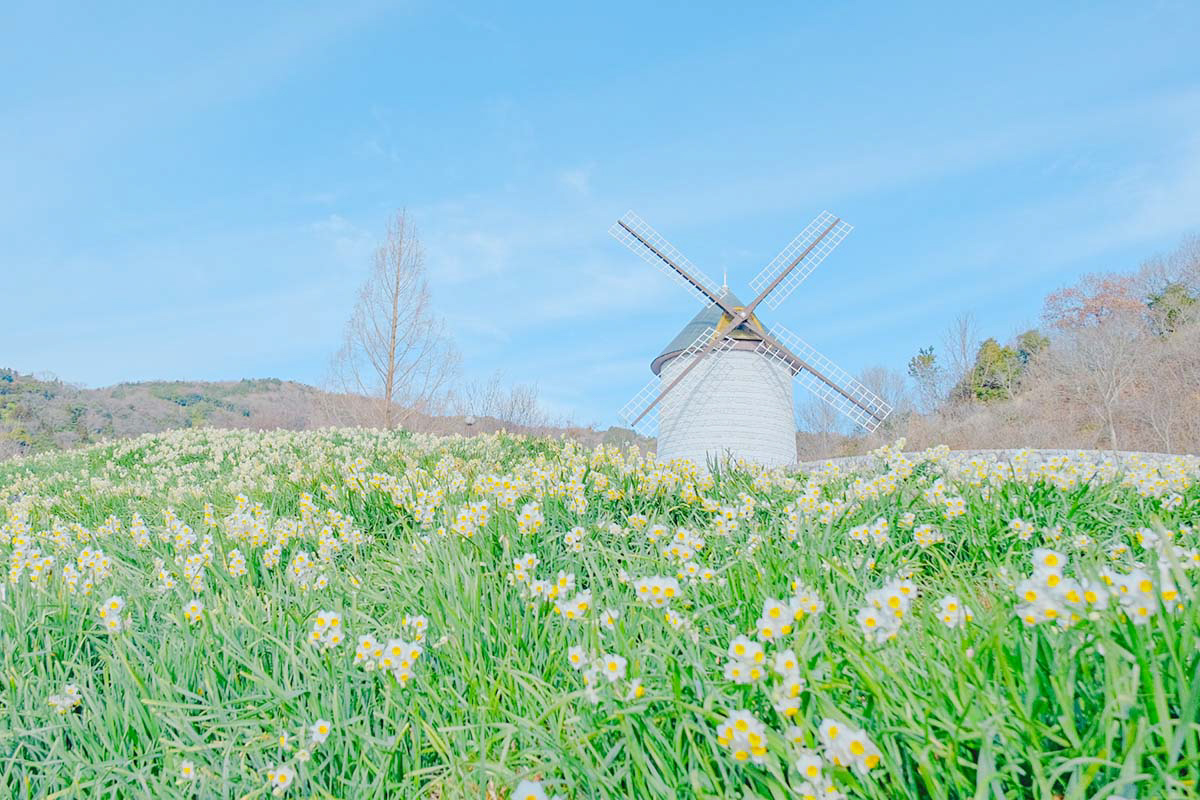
top-left (796, 449), bottom-right (1199, 473)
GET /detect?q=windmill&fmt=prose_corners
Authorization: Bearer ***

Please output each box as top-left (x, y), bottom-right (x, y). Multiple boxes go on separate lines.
top-left (610, 210), bottom-right (892, 469)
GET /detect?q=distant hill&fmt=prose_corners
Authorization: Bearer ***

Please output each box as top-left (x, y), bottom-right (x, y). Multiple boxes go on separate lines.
top-left (0, 368), bottom-right (644, 460)
top-left (0, 370), bottom-right (325, 457)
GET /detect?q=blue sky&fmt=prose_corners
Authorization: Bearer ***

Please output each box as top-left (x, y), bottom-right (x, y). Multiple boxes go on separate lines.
top-left (3, 2), bottom-right (1199, 427)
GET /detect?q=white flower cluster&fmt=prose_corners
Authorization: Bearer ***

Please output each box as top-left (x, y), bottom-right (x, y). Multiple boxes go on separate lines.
top-left (913, 524), bottom-right (945, 547)
top-left (789, 741), bottom-right (838, 800)
top-left (226, 548), bottom-right (248, 578)
top-left (563, 526), bottom-right (586, 553)
top-left (509, 556), bottom-right (591, 620)
top-left (856, 577), bottom-right (918, 643)
top-left (567, 645), bottom-right (642, 704)
top-left (789, 579), bottom-right (825, 620)
top-left (1015, 544), bottom-right (1189, 627)
top-left (450, 500), bottom-right (490, 538)
top-left (1014, 548), bottom-right (1114, 627)
top-left (355, 634), bottom-right (423, 684)
top-left (179, 550), bottom-right (208, 592)
top-left (769, 648), bottom-right (806, 718)
top-left (64, 547), bottom-right (112, 596)
top-left (163, 509), bottom-right (196, 551)
top-left (517, 502), bottom-right (544, 535)
top-left (129, 512), bottom-right (150, 548)
top-left (508, 553), bottom-right (539, 584)
top-left (723, 635), bottom-right (767, 684)
top-left (754, 589), bottom-right (816, 642)
top-left (848, 517), bottom-right (890, 547)
top-left (307, 610), bottom-right (344, 649)
top-left (715, 709), bottom-right (768, 765)
top-left (512, 778), bottom-right (564, 800)
top-left (632, 575), bottom-right (680, 607)
top-left (941, 495), bottom-right (966, 519)
top-left (48, 683), bottom-right (82, 715)
top-left (266, 764), bottom-right (295, 796)
top-left (552, 586), bottom-right (592, 621)
top-left (354, 614), bottom-right (427, 684)
top-left (676, 560), bottom-right (720, 585)
top-left (661, 607), bottom-right (699, 641)
top-left (714, 506), bottom-right (740, 536)
top-left (819, 717), bottom-right (882, 774)
top-left (152, 557), bottom-right (176, 592)
top-left (937, 594), bottom-right (974, 628)
top-left (98, 595), bottom-right (131, 633)
top-left (659, 527), bottom-right (705, 563)
top-left (288, 550), bottom-right (327, 591)
top-left (1009, 518), bottom-right (1036, 541)
top-left (182, 598), bottom-right (204, 625)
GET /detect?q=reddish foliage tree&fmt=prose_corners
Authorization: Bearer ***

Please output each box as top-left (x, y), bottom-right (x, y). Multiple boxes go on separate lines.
top-left (1042, 272), bottom-right (1144, 331)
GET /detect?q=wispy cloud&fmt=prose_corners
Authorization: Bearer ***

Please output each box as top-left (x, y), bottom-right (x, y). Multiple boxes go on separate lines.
top-left (612, 87), bottom-right (1200, 232)
top-left (558, 166), bottom-right (594, 196)
top-left (310, 214), bottom-right (377, 270)
top-left (0, 2), bottom-right (391, 224)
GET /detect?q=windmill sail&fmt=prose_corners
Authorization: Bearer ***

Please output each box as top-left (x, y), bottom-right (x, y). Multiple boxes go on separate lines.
top-left (619, 327), bottom-right (733, 436)
top-left (755, 323), bottom-right (892, 432)
top-left (749, 212), bottom-right (853, 311)
top-left (610, 212), bottom-right (725, 307)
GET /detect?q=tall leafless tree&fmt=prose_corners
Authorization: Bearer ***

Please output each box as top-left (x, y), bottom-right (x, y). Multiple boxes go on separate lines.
top-left (1138, 322), bottom-right (1200, 453)
top-left (795, 393), bottom-right (845, 459)
top-left (1039, 313), bottom-right (1145, 451)
top-left (941, 312), bottom-right (979, 402)
top-left (328, 210), bottom-right (459, 428)
top-left (449, 370), bottom-right (560, 429)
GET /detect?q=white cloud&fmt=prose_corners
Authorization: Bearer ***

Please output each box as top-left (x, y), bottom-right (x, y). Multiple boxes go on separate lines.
top-left (559, 166), bottom-right (593, 196)
top-left (310, 214), bottom-right (377, 271)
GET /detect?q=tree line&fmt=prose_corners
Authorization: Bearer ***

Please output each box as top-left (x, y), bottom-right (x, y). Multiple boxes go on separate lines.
top-left (799, 234), bottom-right (1200, 457)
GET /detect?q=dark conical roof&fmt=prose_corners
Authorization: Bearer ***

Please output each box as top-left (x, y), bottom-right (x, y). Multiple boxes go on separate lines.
top-left (650, 290), bottom-right (760, 375)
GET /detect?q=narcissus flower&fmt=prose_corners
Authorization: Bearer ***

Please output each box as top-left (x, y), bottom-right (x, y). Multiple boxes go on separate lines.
top-left (266, 764), bottom-right (295, 796)
top-left (715, 709), bottom-right (768, 765)
top-left (183, 599), bottom-right (204, 624)
top-left (310, 719), bottom-right (332, 744)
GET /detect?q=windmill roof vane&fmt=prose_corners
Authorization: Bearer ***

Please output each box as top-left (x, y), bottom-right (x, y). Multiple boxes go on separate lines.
top-left (610, 209), bottom-right (892, 468)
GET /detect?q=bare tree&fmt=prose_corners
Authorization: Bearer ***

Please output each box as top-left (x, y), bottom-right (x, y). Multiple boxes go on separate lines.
top-left (449, 370), bottom-right (563, 429)
top-left (1138, 322), bottom-right (1200, 453)
top-left (859, 365), bottom-right (912, 434)
top-left (941, 313), bottom-right (979, 402)
top-left (328, 211), bottom-right (459, 428)
top-left (1038, 313), bottom-right (1145, 450)
top-left (795, 394), bottom-right (844, 459)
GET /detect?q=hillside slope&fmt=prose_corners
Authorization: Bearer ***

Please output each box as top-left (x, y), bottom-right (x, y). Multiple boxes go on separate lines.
top-left (0, 370), bottom-right (330, 456)
top-left (0, 368), bottom-right (645, 460)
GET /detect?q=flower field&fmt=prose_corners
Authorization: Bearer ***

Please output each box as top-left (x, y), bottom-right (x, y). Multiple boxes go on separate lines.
top-left (1, 429), bottom-right (1198, 799)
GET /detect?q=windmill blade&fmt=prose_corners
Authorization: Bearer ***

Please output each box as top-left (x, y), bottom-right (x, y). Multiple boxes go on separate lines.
top-left (749, 212), bottom-right (853, 311)
top-left (755, 323), bottom-right (892, 432)
top-left (619, 326), bottom-right (734, 435)
top-left (618, 376), bottom-right (666, 436)
top-left (610, 212), bottom-right (728, 308)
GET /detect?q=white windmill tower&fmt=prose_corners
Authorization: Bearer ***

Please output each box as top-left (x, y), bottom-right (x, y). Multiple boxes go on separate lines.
top-left (611, 211), bottom-right (892, 470)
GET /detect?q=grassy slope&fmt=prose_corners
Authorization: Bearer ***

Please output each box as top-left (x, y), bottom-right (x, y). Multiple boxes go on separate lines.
top-left (0, 431), bottom-right (1197, 799)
